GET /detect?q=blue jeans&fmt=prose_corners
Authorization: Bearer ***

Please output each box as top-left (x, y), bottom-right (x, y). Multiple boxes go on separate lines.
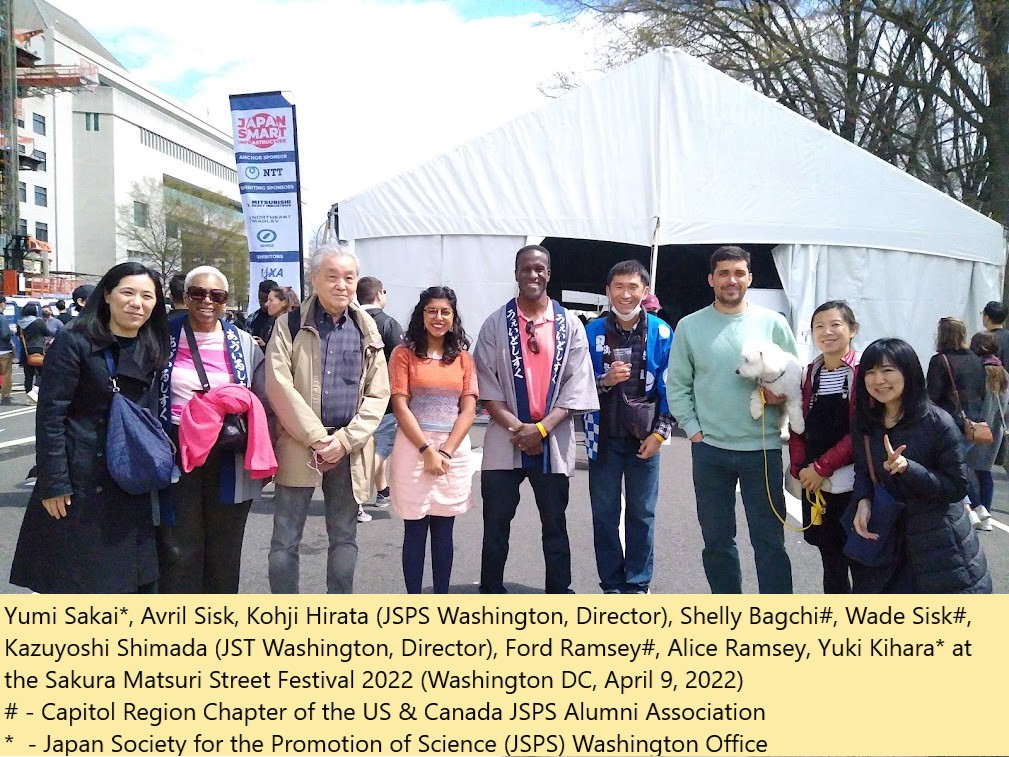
top-left (269, 459), bottom-right (358, 594)
top-left (589, 436), bottom-right (660, 592)
top-left (690, 442), bottom-right (792, 594)
top-left (374, 414), bottom-right (398, 459)
top-left (975, 469), bottom-right (994, 510)
top-left (480, 469), bottom-right (571, 593)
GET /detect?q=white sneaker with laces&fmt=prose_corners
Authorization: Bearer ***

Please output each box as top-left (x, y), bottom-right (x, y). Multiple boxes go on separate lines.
top-left (357, 506), bottom-right (372, 523)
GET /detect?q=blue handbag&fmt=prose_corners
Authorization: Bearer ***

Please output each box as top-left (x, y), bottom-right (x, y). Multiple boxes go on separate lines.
top-left (843, 436), bottom-right (903, 568)
top-left (103, 349), bottom-right (175, 495)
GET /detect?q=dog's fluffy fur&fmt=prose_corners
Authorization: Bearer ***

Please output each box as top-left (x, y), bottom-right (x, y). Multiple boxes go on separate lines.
top-left (735, 341), bottom-right (804, 434)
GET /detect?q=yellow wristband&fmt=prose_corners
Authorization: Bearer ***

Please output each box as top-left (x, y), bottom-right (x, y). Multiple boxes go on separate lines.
top-left (536, 422), bottom-right (548, 438)
top-left (652, 432), bottom-right (665, 443)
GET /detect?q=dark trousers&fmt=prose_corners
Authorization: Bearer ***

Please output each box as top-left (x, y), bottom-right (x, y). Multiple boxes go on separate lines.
top-left (690, 442), bottom-right (793, 594)
top-left (402, 515), bottom-right (455, 594)
top-left (158, 449), bottom-right (252, 593)
top-left (480, 468), bottom-right (571, 594)
top-left (24, 363), bottom-right (38, 392)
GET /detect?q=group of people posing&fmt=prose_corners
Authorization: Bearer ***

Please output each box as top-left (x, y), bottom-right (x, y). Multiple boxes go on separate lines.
top-left (8, 243), bottom-right (995, 594)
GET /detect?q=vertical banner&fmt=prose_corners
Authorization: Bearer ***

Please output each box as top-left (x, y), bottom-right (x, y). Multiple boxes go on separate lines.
top-left (229, 91), bottom-right (305, 306)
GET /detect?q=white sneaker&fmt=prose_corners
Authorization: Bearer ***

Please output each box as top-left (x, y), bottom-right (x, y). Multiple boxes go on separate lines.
top-left (357, 506), bottom-right (372, 523)
top-left (975, 506), bottom-right (992, 522)
top-left (978, 518), bottom-right (993, 531)
top-left (967, 508), bottom-right (982, 528)
top-left (26, 387), bottom-right (39, 404)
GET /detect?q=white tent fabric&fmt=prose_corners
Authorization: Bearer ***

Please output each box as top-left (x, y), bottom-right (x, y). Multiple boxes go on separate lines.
top-left (341, 47), bottom-right (1006, 353)
top-left (773, 244), bottom-right (1002, 364)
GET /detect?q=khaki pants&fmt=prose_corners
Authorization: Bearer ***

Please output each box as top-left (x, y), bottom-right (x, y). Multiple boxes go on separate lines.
top-left (0, 352), bottom-right (12, 398)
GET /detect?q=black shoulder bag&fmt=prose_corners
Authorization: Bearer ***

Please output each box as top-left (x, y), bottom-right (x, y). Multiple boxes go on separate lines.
top-left (183, 322), bottom-right (248, 452)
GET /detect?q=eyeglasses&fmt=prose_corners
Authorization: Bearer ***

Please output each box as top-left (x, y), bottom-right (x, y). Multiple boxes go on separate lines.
top-left (525, 319), bottom-right (540, 355)
top-left (187, 287), bottom-right (228, 304)
top-left (423, 308), bottom-right (454, 319)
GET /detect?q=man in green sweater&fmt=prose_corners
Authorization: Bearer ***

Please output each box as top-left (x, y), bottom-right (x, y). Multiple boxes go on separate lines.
top-left (667, 246), bottom-right (798, 593)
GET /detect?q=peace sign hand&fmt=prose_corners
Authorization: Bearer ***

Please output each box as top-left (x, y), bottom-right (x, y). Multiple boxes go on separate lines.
top-left (882, 433), bottom-right (908, 475)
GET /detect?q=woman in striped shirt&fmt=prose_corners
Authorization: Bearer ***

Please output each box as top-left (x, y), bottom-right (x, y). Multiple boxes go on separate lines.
top-left (788, 301), bottom-right (860, 593)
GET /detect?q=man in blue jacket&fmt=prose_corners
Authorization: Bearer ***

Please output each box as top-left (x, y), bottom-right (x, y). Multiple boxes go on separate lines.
top-left (584, 260), bottom-right (674, 594)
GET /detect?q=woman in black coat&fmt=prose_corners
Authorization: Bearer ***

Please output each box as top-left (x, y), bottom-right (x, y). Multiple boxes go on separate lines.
top-left (925, 316), bottom-right (987, 518)
top-left (9, 262), bottom-right (170, 593)
top-left (851, 338), bottom-right (991, 594)
top-left (16, 302), bottom-right (48, 393)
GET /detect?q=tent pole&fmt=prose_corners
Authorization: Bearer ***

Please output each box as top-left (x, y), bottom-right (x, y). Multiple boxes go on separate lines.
top-left (649, 216), bottom-right (660, 291)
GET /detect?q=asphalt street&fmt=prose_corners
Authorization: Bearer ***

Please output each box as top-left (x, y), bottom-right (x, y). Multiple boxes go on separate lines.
top-left (1, 360), bottom-right (1006, 594)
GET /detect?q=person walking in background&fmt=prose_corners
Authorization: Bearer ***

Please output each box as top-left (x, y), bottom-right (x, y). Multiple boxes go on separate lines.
top-left (667, 245), bottom-right (798, 594)
top-left (70, 284), bottom-right (95, 318)
top-left (17, 303), bottom-right (47, 399)
top-left (265, 243), bottom-right (389, 594)
top-left (388, 286), bottom-right (477, 593)
top-left (851, 338), bottom-right (990, 593)
top-left (156, 265), bottom-right (270, 593)
top-left (584, 260), bottom-right (674, 595)
top-left (981, 300), bottom-right (1009, 368)
top-left (788, 301), bottom-right (860, 593)
top-left (926, 317), bottom-right (987, 522)
top-left (0, 295), bottom-right (13, 405)
top-left (474, 244), bottom-right (598, 594)
top-left (9, 262), bottom-right (170, 593)
top-left (247, 278), bottom-right (279, 348)
top-left (167, 273), bottom-right (188, 315)
top-left (358, 276), bottom-right (405, 521)
top-left (54, 299), bottom-right (71, 324)
top-left (966, 331), bottom-right (1009, 531)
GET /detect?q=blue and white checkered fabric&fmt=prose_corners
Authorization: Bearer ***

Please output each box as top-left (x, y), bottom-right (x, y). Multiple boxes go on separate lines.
top-left (583, 411), bottom-right (600, 461)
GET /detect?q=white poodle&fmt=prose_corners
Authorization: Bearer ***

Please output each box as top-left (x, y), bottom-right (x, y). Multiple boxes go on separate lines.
top-left (735, 341), bottom-right (804, 435)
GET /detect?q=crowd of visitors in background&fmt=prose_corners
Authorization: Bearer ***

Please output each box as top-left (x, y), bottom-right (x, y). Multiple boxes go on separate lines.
top-left (3, 242), bottom-right (998, 594)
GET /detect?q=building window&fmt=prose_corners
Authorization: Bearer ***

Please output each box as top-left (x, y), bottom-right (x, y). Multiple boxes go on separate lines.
top-left (85, 112), bottom-right (101, 131)
top-left (17, 117), bottom-right (24, 128)
top-left (32, 113), bottom-right (46, 136)
top-left (17, 143), bottom-right (25, 154)
top-left (18, 182), bottom-right (26, 202)
top-left (34, 186), bottom-right (47, 207)
top-left (133, 201), bottom-right (149, 226)
top-left (35, 221), bottom-right (48, 242)
top-left (32, 149), bottom-right (46, 171)
top-left (17, 219), bottom-right (27, 236)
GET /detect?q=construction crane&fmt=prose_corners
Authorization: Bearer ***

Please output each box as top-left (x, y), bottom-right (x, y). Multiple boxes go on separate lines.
top-left (0, 0), bottom-right (97, 286)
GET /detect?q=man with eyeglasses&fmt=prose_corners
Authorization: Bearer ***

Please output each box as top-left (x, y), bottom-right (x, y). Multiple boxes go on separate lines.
top-left (356, 276), bottom-right (404, 519)
top-left (265, 243), bottom-right (389, 593)
top-left (584, 260), bottom-right (675, 595)
top-left (473, 244), bottom-right (598, 594)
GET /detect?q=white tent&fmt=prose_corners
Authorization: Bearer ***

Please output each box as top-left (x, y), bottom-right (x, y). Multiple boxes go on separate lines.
top-left (339, 47), bottom-right (1006, 361)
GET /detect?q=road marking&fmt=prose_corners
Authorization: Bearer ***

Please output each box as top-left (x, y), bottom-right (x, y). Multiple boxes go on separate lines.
top-left (0, 407), bottom-right (36, 420)
top-left (988, 518), bottom-right (1007, 534)
top-left (0, 436), bottom-right (35, 450)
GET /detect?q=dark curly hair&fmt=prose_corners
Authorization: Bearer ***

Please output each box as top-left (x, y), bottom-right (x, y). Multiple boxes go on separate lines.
top-left (404, 286), bottom-right (469, 364)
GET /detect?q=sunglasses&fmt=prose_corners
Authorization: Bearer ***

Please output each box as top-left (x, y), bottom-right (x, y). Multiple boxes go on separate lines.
top-left (525, 319), bottom-right (540, 355)
top-left (187, 287), bottom-right (228, 305)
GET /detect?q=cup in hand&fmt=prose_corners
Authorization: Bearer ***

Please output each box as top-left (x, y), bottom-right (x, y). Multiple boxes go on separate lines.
top-left (611, 347), bottom-right (633, 365)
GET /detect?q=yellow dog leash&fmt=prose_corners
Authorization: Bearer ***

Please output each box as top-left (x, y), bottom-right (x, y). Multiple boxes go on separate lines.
top-left (759, 388), bottom-right (824, 532)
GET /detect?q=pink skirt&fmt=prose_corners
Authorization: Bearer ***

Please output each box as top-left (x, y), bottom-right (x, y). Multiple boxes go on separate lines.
top-left (389, 430), bottom-right (473, 520)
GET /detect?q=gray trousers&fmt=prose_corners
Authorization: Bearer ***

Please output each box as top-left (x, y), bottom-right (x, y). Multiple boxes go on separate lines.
top-left (268, 459), bottom-right (358, 593)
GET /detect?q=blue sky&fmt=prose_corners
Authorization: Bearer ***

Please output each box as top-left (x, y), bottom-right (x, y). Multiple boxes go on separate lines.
top-left (49, 0), bottom-right (605, 225)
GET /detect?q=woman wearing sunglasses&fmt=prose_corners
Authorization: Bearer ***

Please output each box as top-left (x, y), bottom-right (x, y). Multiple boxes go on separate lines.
top-left (388, 286), bottom-right (477, 593)
top-left (156, 265), bottom-right (269, 593)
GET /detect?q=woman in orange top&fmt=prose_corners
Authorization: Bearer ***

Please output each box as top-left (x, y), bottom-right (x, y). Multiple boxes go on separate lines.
top-left (389, 286), bottom-right (478, 593)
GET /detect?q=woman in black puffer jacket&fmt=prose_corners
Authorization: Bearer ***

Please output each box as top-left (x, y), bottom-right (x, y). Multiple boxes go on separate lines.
top-left (850, 338), bottom-right (991, 593)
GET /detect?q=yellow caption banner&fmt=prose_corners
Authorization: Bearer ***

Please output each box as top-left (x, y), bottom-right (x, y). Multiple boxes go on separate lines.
top-left (0, 595), bottom-right (1001, 756)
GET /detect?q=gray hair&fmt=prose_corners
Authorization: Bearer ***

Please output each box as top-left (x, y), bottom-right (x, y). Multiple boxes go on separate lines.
top-left (185, 265), bottom-right (229, 292)
top-left (310, 241), bottom-right (358, 276)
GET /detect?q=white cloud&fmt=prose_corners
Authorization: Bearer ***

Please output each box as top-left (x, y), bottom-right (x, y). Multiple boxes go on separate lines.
top-left (48, 0), bottom-right (608, 229)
